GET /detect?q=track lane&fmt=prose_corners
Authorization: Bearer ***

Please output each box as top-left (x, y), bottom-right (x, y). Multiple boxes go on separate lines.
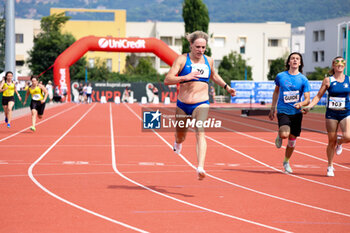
top-left (124, 104), bottom-right (350, 232)
top-left (1, 104), bottom-right (146, 232)
top-left (2, 103), bottom-right (350, 232)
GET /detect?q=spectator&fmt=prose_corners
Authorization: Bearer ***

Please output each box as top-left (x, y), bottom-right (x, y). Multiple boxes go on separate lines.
top-left (122, 86), bottom-right (131, 103)
top-left (45, 81), bottom-right (54, 104)
top-left (86, 83), bottom-right (93, 104)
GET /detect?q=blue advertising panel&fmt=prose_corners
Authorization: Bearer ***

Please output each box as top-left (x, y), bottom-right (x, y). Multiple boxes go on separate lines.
top-left (230, 81), bottom-right (326, 105)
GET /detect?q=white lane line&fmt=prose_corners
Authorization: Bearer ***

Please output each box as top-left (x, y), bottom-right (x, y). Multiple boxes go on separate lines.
top-left (155, 107), bottom-right (350, 191)
top-left (139, 162), bottom-right (164, 166)
top-left (212, 113), bottom-right (350, 170)
top-left (27, 104), bottom-right (148, 233)
top-left (0, 104), bottom-right (79, 143)
top-left (218, 127), bottom-right (350, 192)
top-left (125, 104), bottom-right (350, 218)
top-left (120, 104), bottom-right (292, 232)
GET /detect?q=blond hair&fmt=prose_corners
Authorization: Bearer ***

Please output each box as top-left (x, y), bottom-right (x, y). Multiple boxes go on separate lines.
top-left (329, 56), bottom-right (345, 76)
top-left (186, 31), bottom-right (209, 44)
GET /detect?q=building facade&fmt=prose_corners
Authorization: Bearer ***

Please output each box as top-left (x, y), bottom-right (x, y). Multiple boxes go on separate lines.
top-left (14, 14), bottom-right (291, 81)
top-left (127, 21), bottom-right (291, 81)
top-left (304, 16), bottom-right (350, 75)
top-left (14, 18), bottom-right (41, 78)
top-left (50, 8), bottom-right (127, 73)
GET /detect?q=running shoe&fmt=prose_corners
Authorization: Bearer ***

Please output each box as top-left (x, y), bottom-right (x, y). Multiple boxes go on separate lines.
top-left (283, 161), bottom-right (293, 174)
top-left (336, 136), bottom-right (343, 155)
top-left (7, 123), bottom-right (10, 128)
top-left (173, 142), bottom-right (182, 154)
top-left (327, 166), bottom-right (334, 177)
top-left (197, 167), bottom-right (206, 180)
top-left (5, 117), bottom-right (8, 123)
top-left (275, 135), bottom-right (282, 148)
top-left (30, 126), bottom-right (36, 132)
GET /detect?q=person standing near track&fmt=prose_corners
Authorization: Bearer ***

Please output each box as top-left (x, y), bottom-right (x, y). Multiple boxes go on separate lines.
top-left (86, 83), bottom-right (93, 104)
top-left (302, 56), bottom-right (349, 177)
top-left (269, 52), bottom-right (310, 174)
top-left (45, 80), bottom-right (54, 104)
top-left (23, 76), bottom-right (48, 132)
top-left (164, 31), bottom-right (236, 180)
top-left (0, 71), bottom-right (22, 128)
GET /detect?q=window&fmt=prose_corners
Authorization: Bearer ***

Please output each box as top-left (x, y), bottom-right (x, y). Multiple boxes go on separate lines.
top-left (213, 37), bottom-right (225, 47)
top-left (175, 38), bottom-right (182, 46)
top-left (240, 47), bottom-right (245, 54)
top-left (319, 51), bottom-right (325, 62)
top-left (313, 31), bottom-right (319, 42)
top-left (160, 36), bottom-right (172, 46)
top-left (313, 51), bottom-right (318, 62)
top-left (319, 30), bottom-right (325, 41)
top-left (295, 43), bottom-right (300, 52)
top-left (268, 39), bottom-right (279, 47)
top-left (88, 58), bottom-right (94, 68)
top-left (106, 59), bottom-right (112, 72)
top-left (16, 60), bottom-right (24, 66)
top-left (239, 37), bottom-right (246, 54)
top-left (15, 34), bottom-right (23, 43)
top-left (342, 27), bottom-right (347, 39)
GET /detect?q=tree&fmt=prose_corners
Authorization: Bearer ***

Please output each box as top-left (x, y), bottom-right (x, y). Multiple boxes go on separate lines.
top-left (182, 0), bottom-right (211, 56)
top-left (218, 51), bottom-right (252, 84)
top-left (86, 59), bottom-right (113, 82)
top-left (27, 13), bottom-right (86, 84)
top-left (125, 55), bottom-right (157, 76)
top-left (267, 58), bottom-right (285, 80)
top-left (307, 67), bottom-right (330, 80)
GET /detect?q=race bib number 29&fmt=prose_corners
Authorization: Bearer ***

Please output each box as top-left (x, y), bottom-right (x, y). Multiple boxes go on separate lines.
top-left (283, 91), bottom-right (299, 103)
top-left (191, 63), bottom-right (209, 78)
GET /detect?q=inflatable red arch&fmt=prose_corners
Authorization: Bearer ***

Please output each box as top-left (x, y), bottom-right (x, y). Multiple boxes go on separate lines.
top-left (53, 36), bottom-right (179, 101)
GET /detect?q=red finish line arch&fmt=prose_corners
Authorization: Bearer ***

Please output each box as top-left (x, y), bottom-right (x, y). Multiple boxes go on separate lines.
top-left (53, 36), bottom-right (179, 101)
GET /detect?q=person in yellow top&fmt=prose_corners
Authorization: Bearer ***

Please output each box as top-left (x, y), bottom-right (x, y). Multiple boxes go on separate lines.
top-left (23, 76), bottom-right (48, 132)
top-left (0, 71), bottom-right (22, 128)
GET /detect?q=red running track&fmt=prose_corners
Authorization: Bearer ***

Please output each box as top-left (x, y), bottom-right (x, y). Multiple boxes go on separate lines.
top-left (0, 103), bottom-right (349, 232)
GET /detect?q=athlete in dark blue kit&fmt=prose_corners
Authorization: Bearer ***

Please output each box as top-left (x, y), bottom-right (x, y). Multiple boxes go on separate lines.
top-left (269, 52), bottom-right (311, 174)
top-left (164, 31), bottom-right (236, 180)
top-left (303, 56), bottom-right (350, 177)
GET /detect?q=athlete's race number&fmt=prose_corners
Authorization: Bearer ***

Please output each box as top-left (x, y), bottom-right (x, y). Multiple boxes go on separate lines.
top-left (283, 91), bottom-right (299, 103)
top-left (32, 94), bottom-right (41, 101)
top-left (328, 97), bottom-right (345, 110)
top-left (191, 63), bottom-right (209, 78)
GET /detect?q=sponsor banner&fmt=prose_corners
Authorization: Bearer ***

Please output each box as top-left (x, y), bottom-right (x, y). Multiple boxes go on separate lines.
top-left (230, 81), bottom-right (326, 105)
top-left (71, 82), bottom-right (215, 103)
top-left (71, 81), bottom-right (178, 103)
top-left (98, 38), bottom-right (146, 49)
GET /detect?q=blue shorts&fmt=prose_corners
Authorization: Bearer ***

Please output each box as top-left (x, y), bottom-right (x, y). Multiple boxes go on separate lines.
top-left (176, 99), bottom-right (209, 115)
top-left (326, 109), bottom-right (350, 122)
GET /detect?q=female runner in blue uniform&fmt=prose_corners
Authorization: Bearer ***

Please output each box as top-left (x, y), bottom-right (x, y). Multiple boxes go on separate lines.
top-left (164, 31), bottom-right (236, 180)
top-left (303, 56), bottom-right (349, 177)
top-left (269, 52), bottom-right (311, 174)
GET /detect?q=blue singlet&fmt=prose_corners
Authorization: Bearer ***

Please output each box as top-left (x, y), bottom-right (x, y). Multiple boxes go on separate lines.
top-left (275, 71), bottom-right (310, 115)
top-left (179, 53), bottom-right (211, 83)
